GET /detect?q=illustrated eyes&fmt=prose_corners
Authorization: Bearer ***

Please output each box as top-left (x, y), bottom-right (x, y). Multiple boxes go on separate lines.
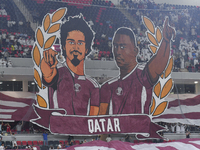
top-left (114, 45), bottom-right (125, 49)
top-left (69, 41), bottom-right (74, 44)
top-left (120, 46), bottom-right (125, 49)
top-left (78, 42), bottom-right (83, 45)
top-left (68, 42), bottom-right (83, 45)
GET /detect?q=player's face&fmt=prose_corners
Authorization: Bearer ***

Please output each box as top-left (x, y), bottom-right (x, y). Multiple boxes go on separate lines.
top-left (113, 34), bottom-right (138, 69)
top-left (64, 30), bottom-right (87, 66)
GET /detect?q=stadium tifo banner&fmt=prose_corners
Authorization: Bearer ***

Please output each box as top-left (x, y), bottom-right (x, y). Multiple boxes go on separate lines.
top-left (1, 6), bottom-right (178, 139)
top-left (29, 7), bottom-right (175, 139)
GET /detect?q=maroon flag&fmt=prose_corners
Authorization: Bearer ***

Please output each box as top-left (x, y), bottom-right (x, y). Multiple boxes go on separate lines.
top-left (66, 139), bottom-right (200, 150)
top-left (0, 92), bottom-right (37, 121)
top-left (153, 94), bottom-right (200, 125)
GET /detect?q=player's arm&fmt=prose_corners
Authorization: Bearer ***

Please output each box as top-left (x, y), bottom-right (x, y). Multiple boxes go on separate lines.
top-left (89, 106), bottom-right (99, 116)
top-left (147, 17), bottom-right (175, 84)
top-left (41, 49), bottom-right (58, 84)
top-left (98, 83), bottom-right (111, 115)
top-left (99, 103), bottom-right (109, 115)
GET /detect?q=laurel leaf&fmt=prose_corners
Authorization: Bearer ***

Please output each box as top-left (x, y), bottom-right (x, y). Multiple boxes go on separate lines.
top-left (160, 74), bottom-right (164, 79)
top-left (34, 69), bottom-right (42, 89)
top-left (33, 45), bottom-right (41, 67)
top-left (153, 101), bottom-right (168, 116)
top-left (44, 14), bottom-right (50, 32)
top-left (165, 57), bottom-right (173, 78)
top-left (154, 81), bottom-right (161, 98)
top-left (161, 79), bottom-right (173, 99)
top-left (37, 95), bottom-right (47, 108)
top-left (150, 98), bottom-right (156, 114)
top-left (149, 45), bottom-right (157, 54)
top-left (52, 8), bottom-right (66, 23)
top-left (44, 36), bottom-right (56, 49)
top-left (156, 28), bottom-right (162, 43)
top-left (143, 16), bottom-right (155, 34)
top-left (147, 33), bottom-right (158, 46)
top-left (36, 28), bottom-right (44, 48)
top-left (48, 23), bottom-right (60, 33)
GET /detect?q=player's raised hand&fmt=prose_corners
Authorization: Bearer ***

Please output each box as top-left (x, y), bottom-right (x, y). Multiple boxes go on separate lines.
top-left (163, 17), bottom-right (176, 42)
top-left (41, 49), bottom-right (58, 83)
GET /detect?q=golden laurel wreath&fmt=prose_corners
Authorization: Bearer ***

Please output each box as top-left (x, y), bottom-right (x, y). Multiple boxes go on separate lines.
top-left (32, 8), bottom-right (67, 108)
top-left (143, 16), bottom-right (173, 117)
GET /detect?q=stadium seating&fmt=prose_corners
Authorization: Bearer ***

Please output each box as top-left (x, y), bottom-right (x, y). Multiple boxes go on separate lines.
top-left (32, 141), bottom-right (38, 146)
top-left (27, 141), bottom-right (33, 146)
top-left (22, 141), bottom-right (27, 146)
top-left (48, 140), bottom-right (54, 147)
top-left (17, 141), bottom-right (22, 146)
top-left (38, 140), bottom-right (44, 146)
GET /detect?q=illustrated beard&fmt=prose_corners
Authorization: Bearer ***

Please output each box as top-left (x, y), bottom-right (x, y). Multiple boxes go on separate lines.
top-left (71, 55), bottom-right (81, 66)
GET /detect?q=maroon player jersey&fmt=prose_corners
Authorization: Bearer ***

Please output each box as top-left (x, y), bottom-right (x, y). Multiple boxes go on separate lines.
top-left (44, 63), bottom-right (100, 115)
top-left (100, 65), bottom-right (154, 115)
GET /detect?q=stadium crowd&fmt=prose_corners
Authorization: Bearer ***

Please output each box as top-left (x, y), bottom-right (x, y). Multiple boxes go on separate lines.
top-left (0, 121), bottom-right (199, 149)
top-left (1, 0), bottom-right (200, 72)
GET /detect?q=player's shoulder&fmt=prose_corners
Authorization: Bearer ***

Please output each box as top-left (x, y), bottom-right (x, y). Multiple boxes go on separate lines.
top-left (101, 76), bottom-right (119, 87)
top-left (56, 62), bottom-right (65, 69)
top-left (85, 75), bottom-right (99, 88)
top-left (137, 63), bottom-right (146, 70)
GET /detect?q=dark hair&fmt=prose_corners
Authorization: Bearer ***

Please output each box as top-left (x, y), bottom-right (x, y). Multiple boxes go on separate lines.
top-left (60, 14), bottom-right (94, 57)
top-left (114, 27), bottom-right (136, 46)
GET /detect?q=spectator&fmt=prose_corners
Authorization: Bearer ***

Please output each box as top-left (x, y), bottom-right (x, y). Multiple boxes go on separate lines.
top-left (69, 140), bottom-right (74, 146)
top-left (16, 121), bottom-right (23, 134)
top-left (0, 132), bottom-right (2, 146)
top-left (57, 142), bottom-right (62, 149)
top-left (11, 133), bottom-right (17, 148)
top-left (6, 123), bottom-right (11, 135)
top-left (0, 122), bottom-right (3, 133)
top-left (26, 144), bottom-right (31, 149)
top-left (29, 125), bottom-right (34, 134)
top-left (68, 135), bottom-right (74, 144)
top-left (180, 124), bottom-right (186, 133)
top-left (32, 145), bottom-right (37, 150)
top-left (83, 139), bottom-right (87, 143)
top-left (0, 143), bottom-right (5, 150)
top-left (188, 64), bottom-right (193, 72)
top-left (13, 143), bottom-right (18, 149)
top-left (65, 142), bottom-right (70, 148)
top-left (176, 123), bottom-right (181, 133)
top-left (106, 135), bottom-right (112, 142)
top-left (171, 123), bottom-right (176, 133)
top-left (125, 134), bottom-right (132, 143)
top-left (3, 50), bottom-right (9, 62)
top-left (42, 131), bottom-right (48, 146)
top-left (186, 131), bottom-right (190, 138)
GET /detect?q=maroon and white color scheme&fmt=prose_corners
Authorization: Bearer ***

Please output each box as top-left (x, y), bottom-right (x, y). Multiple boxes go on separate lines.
top-left (3, 139), bottom-right (200, 150)
top-left (66, 139), bottom-right (200, 150)
top-left (153, 94), bottom-right (200, 125)
top-left (32, 104), bottom-right (163, 139)
top-left (2, 92), bottom-right (200, 127)
top-left (0, 92), bottom-right (37, 122)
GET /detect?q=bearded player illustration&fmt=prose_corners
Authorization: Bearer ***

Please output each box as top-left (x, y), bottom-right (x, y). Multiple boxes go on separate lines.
top-left (40, 15), bottom-right (99, 116)
top-left (99, 17), bottom-right (175, 115)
